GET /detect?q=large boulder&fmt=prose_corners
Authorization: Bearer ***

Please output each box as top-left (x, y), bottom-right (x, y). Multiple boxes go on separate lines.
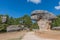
top-left (6, 25), bottom-right (20, 32)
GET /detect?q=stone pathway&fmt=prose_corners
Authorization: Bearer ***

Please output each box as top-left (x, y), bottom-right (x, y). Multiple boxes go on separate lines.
top-left (22, 32), bottom-right (55, 40)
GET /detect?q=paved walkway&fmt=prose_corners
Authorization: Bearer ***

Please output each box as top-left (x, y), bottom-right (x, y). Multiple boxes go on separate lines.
top-left (22, 32), bottom-right (55, 40)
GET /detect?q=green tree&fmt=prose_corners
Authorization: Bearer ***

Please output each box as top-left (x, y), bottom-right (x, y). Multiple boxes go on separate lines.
top-left (15, 18), bottom-right (21, 25)
top-left (52, 15), bottom-right (60, 27)
top-left (20, 14), bottom-right (32, 28)
top-left (31, 22), bottom-right (39, 29)
top-left (0, 15), bottom-right (2, 24)
top-left (7, 17), bottom-right (15, 25)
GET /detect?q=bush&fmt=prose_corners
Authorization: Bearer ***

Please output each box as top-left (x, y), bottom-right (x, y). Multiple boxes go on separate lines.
top-left (0, 24), bottom-right (8, 32)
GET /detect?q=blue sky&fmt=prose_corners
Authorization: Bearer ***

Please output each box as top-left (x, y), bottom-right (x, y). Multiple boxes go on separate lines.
top-left (0, 0), bottom-right (60, 18)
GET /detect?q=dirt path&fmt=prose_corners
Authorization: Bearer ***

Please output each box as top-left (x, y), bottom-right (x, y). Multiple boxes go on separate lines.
top-left (35, 31), bottom-right (60, 40)
top-left (0, 31), bottom-right (26, 40)
top-left (21, 32), bottom-right (55, 40)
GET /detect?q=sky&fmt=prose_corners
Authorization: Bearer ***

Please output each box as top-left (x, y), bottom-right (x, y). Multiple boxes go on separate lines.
top-left (0, 0), bottom-right (60, 18)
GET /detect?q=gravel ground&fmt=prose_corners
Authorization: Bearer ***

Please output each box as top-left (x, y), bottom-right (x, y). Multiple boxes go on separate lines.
top-left (21, 32), bottom-right (55, 40)
top-left (0, 31), bottom-right (26, 40)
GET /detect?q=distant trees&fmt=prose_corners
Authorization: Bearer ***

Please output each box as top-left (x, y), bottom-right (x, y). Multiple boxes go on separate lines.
top-left (19, 15), bottom-right (33, 30)
top-left (7, 17), bottom-right (15, 25)
top-left (0, 14), bottom-right (39, 32)
top-left (0, 15), bottom-right (2, 24)
top-left (0, 14), bottom-right (60, 32)
top-left (22, 15), bottom-right (32, 28)
top-left (31, 22), bottom-right (39, 29)
top-left (52, 15), bottom-right (60, 27)
top-left (0, 15), bottom-right (8, 32)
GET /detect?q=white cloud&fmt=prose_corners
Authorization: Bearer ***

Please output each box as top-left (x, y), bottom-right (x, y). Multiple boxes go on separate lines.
top-left (55, 6), bottom-right (60, 10)
top-left (59, 2), bottom-right (60, 5)
top-left (55, 2), bottom-right (60, 10)
top-left (27, 0), bottom-right (41, 4)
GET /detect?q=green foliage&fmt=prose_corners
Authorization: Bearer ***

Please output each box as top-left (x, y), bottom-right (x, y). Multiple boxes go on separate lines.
top-left (20, 15), bottom-right (32, 28)
top-left (7, 17), bottom-right (15, 25)
top-left (15, 18), bottom-right (21, 25)
top-left (52, 15), bottom-right (60, 27)
top-left (1, 14), bottom-right (60, 32)
top-left (0, 14), bottom-right (39, 32)
top-left (0, 16), bottom-right (2, 24)
top-left (0, 24), bottom-right (8, 32)
top-left (31, 23), bottom-right (39, 29)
